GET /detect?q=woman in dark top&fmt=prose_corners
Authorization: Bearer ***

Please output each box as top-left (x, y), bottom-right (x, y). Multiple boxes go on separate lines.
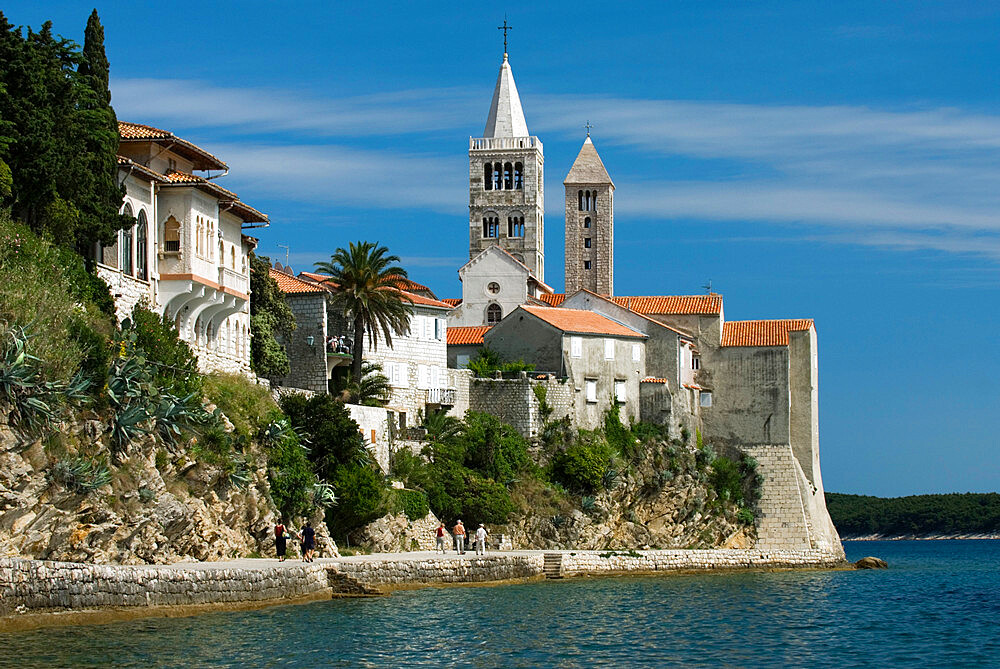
top-left (300, 521), bottom-right (316, 562)
top-left (275, 521), bottom-right (287, 561)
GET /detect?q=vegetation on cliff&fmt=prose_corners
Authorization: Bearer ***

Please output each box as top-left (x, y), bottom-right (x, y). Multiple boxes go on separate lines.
top-left (826, 492), bottom-right (1000, 538)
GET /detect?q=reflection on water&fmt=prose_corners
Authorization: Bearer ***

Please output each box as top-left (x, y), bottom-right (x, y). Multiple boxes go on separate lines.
top-left (3, 540), bottom-right (999, 668)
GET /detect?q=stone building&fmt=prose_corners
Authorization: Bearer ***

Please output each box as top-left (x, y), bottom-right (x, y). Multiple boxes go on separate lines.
top-left (564, 136), bottom-right (615, 296)
top-left (98, 121), bottom-right (268, 375)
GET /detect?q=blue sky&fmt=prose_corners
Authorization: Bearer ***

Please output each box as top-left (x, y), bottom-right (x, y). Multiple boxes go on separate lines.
top-left (8, 1), bottom-right (999, 496)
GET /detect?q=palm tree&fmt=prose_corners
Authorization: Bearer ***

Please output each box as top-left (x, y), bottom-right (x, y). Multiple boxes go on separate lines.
top-left (331, 361), bottom-right (392, 406)
top-left (314, 241), bottom-right (414, 381)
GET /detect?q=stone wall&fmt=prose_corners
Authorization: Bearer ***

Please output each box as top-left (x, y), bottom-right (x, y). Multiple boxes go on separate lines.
top-left (347, 404), bottom-right (391, 472)
top-left (275, 293), bottom-right (330, 394)
top-left (96, 265), bottom-right (152, 323)
top-left (335, 554), bottom-right (542, 587)
top-left (0, 558), bottom-right (330, 618)
top-left (468, 374), bottom-right (573, 438)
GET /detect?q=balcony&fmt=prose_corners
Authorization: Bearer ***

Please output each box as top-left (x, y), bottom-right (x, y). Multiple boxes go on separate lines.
top-left (469, 136), bottom-right (542, 152)
top-left (218, 266), bottom-right (249, 295)
top-left (426, 388), bottom-right (456, 406)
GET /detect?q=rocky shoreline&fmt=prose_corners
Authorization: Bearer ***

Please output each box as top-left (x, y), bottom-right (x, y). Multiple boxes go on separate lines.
top-left (0, 548), bottom-right (850, 632)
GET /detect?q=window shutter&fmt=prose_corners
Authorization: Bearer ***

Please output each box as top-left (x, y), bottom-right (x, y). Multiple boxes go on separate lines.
top-left (571, 337), bottom-right (582, 358)
top-left (398, 363), bottom-right (409, 388)
top-left (632, 343), bottom-right (640, 362)
top-left (586, 380), bottom-right (597, 402)
top-left (604, 339), bottom-right (615, 360)
top-left (615, 380), bottom-right (626, 402)
top-left (424, 317), bottom-right (433, 340)
top-left (418, 364), bottom-right (428, 389)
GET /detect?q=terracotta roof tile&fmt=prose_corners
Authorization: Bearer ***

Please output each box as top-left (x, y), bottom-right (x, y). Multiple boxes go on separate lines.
top-left (538, 293), bottom-right (722, 315)
top-left (641, 377), bottom-right (669, 384)
top-left (520, 306), bottom-right (645, 339)
top-left (721, 319), bottom-right (814, 347)
top-left (118, 121), bottom-right (228, 171)
top-left (297, 272), bottom-right (450, 309)
top-left (442, 298), bottom-right (462, 307)
top-left (447, 326), bottom-right (491, 346)
top-left (270, 268), bottom-right (325, 294)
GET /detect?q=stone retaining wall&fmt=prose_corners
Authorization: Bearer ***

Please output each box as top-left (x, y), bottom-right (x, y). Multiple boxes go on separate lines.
top-left (333, 554), bottom-right (542, 587)
top-left (0, 558), bottom-right (330, 618)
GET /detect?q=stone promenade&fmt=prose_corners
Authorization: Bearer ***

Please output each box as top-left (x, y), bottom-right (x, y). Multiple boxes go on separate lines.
top-left (0, 548), bottom-right (848, 631)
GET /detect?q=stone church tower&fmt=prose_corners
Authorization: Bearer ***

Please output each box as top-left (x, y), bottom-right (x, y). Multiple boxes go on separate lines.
top-left (468, 54), bottom-right (545, 282)
top-left (564, 136), bottom-right (614, 295)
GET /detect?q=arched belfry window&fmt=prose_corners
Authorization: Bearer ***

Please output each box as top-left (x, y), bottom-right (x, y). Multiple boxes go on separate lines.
top-left (514, 162), bottom-right (523, 189)
top-left (578, 190), bottom-right (584, 211)
top-left (136, 210), bottom-right (148, 280)
top-left (508, 215), bottom-right (524, 238)
top-left (483, 215), bottom-right (499, 238)
top-left (493, 162), bottom-right (502, 190)
top-left (584, 217), bottom-right (591, 229)
top-left (503, 162), bottom-right (513, 190)
top-left (486, 303), bottom-right (502, 325)
top-left (592, 192), bottom-right (597, 211)
top-left (484, 163), bottom-right (493, 191)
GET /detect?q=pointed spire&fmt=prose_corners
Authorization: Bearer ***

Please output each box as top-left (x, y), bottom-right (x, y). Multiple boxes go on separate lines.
top-left (564, 136), bottom-right (614, 185)
top-left (483, 56), bottom-right (529, 138)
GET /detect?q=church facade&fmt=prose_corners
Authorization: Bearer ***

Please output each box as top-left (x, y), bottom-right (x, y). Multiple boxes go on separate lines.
top-left (445, 51), bottom-right (843, 557)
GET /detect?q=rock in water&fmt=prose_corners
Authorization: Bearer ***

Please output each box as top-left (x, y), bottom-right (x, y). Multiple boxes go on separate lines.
top-left (854, 556), bottom-right (888, 569)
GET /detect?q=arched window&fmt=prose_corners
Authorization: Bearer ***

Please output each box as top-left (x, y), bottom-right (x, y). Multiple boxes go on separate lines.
top-left (578, 190), bottom-right (584, 211)
top-left (120, 204), bottom-right (134, 273)
top-left (486, 303), bottom-right (503, 325)
top-left (483, 216), bottom-right (499, 238)
top-left (503, 162), bottom-right (513, 190)
top-left (493, 162), bottom-right (502, 190)
top-left (584, 190), bottom-right (592, 211)
top-left (584, 217), bottom-right (591, 229)
top-left (508, 215), bottom-right (524, 237)
top-left (136, 210), bottom-right (148, 280)
top-left (230, 246), bottom-right (236, 270)
top-left (164, 216), bottom-right (181, 252)
top-left (514, 162), bottom-right (523, 189)
top-left (484, 163), bottom-right (493, 191)
top-left (218, 240), bottom-right (224, 264)
top-left (592, 192), bottom-right (597, 211)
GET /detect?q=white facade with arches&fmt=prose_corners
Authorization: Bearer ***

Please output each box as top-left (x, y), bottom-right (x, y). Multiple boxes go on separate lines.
top-left (96, 121), bottom-right (268, 375)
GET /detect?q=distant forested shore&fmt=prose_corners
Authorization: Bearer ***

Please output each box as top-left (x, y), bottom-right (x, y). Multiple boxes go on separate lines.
top-left (827, 492), bottom-right (1000, 539)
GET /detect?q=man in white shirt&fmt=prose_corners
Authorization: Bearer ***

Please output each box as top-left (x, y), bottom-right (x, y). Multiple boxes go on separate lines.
top-left (475, 524), bottom-right (488, 555)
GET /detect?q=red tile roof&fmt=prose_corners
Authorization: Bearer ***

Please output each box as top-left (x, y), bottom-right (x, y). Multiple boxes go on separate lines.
top-left (270, 268), bottom-right (325, 294)
top-left (520, 306), bottom-right (645, 339)
top-left (442, 298), bottom-right (462, 307)
top-left (118, 121), bottom-right (228, 172)
top-left (641, 377), bottom-right (669, 384)
top-left (297, 272), bottom-right (451, 309)
top-left (538, 293), bottom-right (723, 315)
top-left (447, 326), bottom-right (491, 346)
top-left (721, 319), bottom-right (814, 347)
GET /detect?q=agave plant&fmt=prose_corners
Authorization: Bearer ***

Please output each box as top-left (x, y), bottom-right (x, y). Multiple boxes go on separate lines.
top-left (311, 482), bottom-right (338, 508)
top-left (110, 403), bottom-right (151, 453)
top-left (48, 456), bottom-right (112, 494)
top-left (0, 324), bottom-right (68, 435)
top-left (152, 392), bottom-right (209, 445)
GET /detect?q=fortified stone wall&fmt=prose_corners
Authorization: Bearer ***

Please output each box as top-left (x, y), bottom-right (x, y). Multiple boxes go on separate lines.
top-left (468, 374), bottom-right (572, 438)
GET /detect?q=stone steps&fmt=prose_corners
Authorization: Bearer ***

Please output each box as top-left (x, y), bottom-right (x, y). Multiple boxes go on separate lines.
top-left (543, 553), bottom-right (563, 579)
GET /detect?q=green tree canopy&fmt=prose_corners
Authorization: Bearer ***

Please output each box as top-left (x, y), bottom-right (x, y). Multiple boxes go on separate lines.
top-left (314, 241), bottom-right (413, 380)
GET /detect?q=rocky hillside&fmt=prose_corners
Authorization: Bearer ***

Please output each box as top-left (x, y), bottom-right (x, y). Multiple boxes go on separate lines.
top-left (0, 416), bottom-right (332, 564)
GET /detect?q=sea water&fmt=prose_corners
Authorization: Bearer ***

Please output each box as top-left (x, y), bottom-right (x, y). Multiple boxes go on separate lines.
top-left (3, 540), bottom-right (998, 668)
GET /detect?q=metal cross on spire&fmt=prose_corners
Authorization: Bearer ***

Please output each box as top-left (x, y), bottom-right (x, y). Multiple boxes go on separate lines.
top-left (498, 18), bottom-right (512, 56)
top-left (584, 120), bottom-right (593, 137)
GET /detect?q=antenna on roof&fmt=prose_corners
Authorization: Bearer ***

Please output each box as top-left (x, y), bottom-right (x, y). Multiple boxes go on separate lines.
top-left (277, 244), bottom-right (290, 267)
top-left (702, 279), bottom-right (713, 294)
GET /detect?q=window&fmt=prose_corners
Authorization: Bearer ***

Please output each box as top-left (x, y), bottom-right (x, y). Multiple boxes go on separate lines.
top-left (584, 217), bottom-right (591, 229)
top-left (435, 318), bottom-right (445, 340)
top-left (692, 355), bottom-right (701, 370)
top-left (121, 226), bottom-right (133, 275)
top-left (571, 336), bottom-right (582, 358)
top-left (632, 343), bottom-right (641, 362)
top-left (484, 163), bottom-right (493, 191)
top-left (604, 339), bottom-right (615, 360)
top-left (586, 379), bottom-right (597, 403)
top-left (486, 303), bottom-right (502, 325)
top-left (700, 391), bottom-right (713, 408)
top-left (614, 380), bottom-right (626, 403)
top-left (135, 210), bottom-right (148, 280)
top-left (164, 216), bottom-right (181, 252)
top-left (584, 260), bottom-right (592, 270)
top-left (508, 216), bottom-right (524, 237)
top-left (487, 281), bottom-right (500, 295)
top-left (584, 237), bottom-right (592, 248)
top-left (483, 216), bottom-right (499, 238)
top-left (578, 190), bottom-right (584, 211)
top-left (514, 162), bottom-right (523, 189)
top-left (398, 411), bottom-right (407, 431)
top-left (503, 162), bottom-right (513, 190)
top-left (418, 364), bottom-right (429, 389)
top-left (456, 354), bottom-right (470, 368)
top-left (493, 162), bottom-right (502, 190)
top-left (231, 246), bottom-right (236, 270)
top-left (218, 239), bottom-right (224, 263)
top-left (424, 316), bottom-right (434, 340)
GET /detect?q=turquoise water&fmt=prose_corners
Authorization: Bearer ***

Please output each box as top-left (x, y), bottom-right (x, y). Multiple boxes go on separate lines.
top-left (3, 540), bottom-right (999, 668)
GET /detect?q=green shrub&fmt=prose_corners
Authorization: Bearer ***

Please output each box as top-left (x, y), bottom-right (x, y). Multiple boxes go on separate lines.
top-left (709, 456), bottom-right (744, 505)
top-left (265, 428), bottom-right (316, 520)
top-left (393, 488), bottom-right (430, 521)
top-left (203, 373), bottom-right (275, 437)
top-left (462, 411), bottom-right (531, 485)
top-left (329, 463), bottom-right (385, 537)
top-left (551, 437), bottom-right (615, 493)
top-left (737, 507), bottom-right (756, 525)
top-left (460, 476), bottom-right (515, 526)
top-left (126, 304), bottom-right (201, 397)
top-left (280, 392), bottom-right (371, 480)
top-left (603, 404), bottom-right (636, 458)
top-left (48, 456), bottom-right (111, 494)
top-left (467, 347), bottom-right (534, 377)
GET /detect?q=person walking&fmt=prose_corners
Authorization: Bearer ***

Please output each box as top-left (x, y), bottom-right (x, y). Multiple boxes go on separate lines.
top-left (299, 521), bottom-right (316, 562)
top-left (475, 524), bottom-right (488, 555)
top-left (274, 520), bottom-right (288, 562)
top-left (453, 520), bottom-right (466, 554)
top-left (435, 522), bottom-right (447, 554)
